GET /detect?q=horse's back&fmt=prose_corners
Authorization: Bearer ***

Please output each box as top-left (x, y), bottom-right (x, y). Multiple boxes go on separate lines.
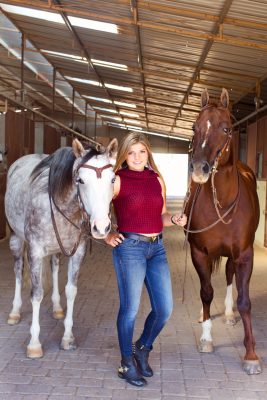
top-left (5, 154), bottom-right (48, 238)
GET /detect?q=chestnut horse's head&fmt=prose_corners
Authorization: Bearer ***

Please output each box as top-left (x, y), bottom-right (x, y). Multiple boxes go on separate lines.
top-left (189, 88), bottom-right (233, 183)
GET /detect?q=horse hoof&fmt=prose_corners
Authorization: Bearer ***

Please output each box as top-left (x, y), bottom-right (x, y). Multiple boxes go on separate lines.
top-left (27, 345), bottom-right (43, 359)
top-left (53, 310), bottom-right (65, 320)
top-left (7, 313), bottom-right (21, 325)
top-left (225, 316), bottom-right (236, 326)
top-left (199, 340), bottom-right (214, 353)
top-left (243, 360), bottom-right (262, 375)
top-left (60, 338), bottom-right (77, 351)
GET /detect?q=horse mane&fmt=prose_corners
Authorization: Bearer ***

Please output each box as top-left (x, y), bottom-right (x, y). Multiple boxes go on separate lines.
top-left (31, 146), bottom-right (102, 200)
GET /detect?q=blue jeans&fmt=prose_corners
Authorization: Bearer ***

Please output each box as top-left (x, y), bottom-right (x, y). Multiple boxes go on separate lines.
top-left (112, 236), bottom-right (173, 357)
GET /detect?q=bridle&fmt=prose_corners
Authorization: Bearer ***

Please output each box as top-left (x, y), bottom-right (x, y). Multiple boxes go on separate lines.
top-left (49, 161), bottom-right (113, 257)
top-left (180, 126), bottom-right (240, 303)
top-left (183, 118), bottom-right (239, 234)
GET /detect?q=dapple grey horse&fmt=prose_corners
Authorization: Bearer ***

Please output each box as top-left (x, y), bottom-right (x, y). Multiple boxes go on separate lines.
top-left (5, 138), bottom-right (117, 358)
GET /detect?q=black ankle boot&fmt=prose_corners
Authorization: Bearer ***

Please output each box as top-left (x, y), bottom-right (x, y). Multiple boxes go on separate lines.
top-left (118, 356), bottom-right (147, 387)
top-left (133, 339), bottom-right (153, 377)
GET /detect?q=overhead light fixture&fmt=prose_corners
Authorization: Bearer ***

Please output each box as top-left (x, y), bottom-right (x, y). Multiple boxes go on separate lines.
top-left (105, 83), bottom-right (133, 92)
top-left (65, 76), bottom-right (101, 86)
top-left (99, 115), bottom-right (122, 121)
top-left (120, 111), bottom-right (140, 117)
top-left (124, 119), bottom-right (141, 124)
top-left (83, 96), bottom-right (112, 103)
top-left (91, 59), bottom-right (127, 71)
top-left (114, 101), bottom-right (136, 108)
top-left (93, 107), bottom-right (117, 113)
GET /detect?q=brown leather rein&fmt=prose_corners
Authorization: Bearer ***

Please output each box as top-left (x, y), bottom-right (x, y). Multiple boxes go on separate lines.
top-left (49, 162), bottom-right (112, 257)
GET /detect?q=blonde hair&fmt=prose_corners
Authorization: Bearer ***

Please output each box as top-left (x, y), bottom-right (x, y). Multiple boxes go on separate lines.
top-left (113, 131), bottom-right (161, 177)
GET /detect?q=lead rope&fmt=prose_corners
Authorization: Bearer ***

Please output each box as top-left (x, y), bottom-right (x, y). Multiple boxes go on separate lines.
top-left (180, 181), bottom-right (201, 303)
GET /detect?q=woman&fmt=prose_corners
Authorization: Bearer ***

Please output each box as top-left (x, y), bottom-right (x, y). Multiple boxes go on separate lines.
top-left (105, 132), bottom-right (187, 387)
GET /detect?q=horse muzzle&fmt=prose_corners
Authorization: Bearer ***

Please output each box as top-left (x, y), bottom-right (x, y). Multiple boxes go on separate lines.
top-left (189, 160), bottom-right (211, 184)
top-left (91, 218), bottom-right (111, 239)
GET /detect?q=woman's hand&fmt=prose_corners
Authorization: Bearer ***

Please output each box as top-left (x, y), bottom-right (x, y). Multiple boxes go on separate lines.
top-left (171, 213), bottom-right (187, 227)
top-left (105, 232), bottom-right (124, 247)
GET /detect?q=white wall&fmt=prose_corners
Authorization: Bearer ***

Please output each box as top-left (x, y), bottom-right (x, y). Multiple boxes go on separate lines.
top-left (153, 153), bottom-right (188, 198)
top-left (255, 180), bottom-right (266, 247)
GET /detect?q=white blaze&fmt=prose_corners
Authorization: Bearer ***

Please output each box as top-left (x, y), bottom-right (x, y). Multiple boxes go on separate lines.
top-left (201, 120), bottom-right (211, 149)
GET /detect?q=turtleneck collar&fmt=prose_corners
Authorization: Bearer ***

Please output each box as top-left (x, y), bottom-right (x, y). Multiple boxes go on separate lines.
top-left (116, 167), bottom-right (156, 179)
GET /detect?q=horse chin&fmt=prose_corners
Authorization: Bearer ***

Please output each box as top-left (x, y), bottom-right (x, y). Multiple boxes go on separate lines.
top-left (191, 172), bottom-right (210, 184)
top-left (91, 231), bottom-right (108, 240)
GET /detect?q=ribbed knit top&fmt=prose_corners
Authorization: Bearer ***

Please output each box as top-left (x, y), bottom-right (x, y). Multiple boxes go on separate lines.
top-left (113, 168), bottom-right (163, 234)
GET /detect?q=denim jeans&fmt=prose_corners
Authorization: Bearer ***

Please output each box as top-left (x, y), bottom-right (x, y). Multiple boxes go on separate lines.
top-left (112, 236), bottom-right (173, 357)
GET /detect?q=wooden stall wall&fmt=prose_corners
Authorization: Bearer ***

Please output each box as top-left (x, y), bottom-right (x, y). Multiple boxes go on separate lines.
top-left (0, 172), bottom-right (6, 239)
top-left (1, 111), bottom-right (34, 238)
top-left (246, 122), bottom-right (257, 174)
top-left (256, 116), bottom-right (267, 179)
top-left (43, 125), bottom-right (61, 154)
top-left (5, 110), bottom-right (34, 168)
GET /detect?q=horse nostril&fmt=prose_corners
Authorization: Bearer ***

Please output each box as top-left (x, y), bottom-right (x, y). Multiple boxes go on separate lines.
top-left (202, 162), bottom-right (210, 174)
top-left (93, 224), bottom-right (97, 232)
top-left (105, 222), bottom-right (111, 233)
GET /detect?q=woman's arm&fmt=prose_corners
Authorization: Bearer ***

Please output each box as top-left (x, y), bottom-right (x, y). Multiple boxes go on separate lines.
top-left (158, 177), bottom-right (187, 227)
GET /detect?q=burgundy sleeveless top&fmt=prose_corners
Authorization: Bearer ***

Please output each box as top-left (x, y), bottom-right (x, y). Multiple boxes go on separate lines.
top-left (113, 168), bottom-right (163, 234)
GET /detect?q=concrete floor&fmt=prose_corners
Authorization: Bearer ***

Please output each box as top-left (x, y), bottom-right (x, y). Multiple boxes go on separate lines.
top-left (0, 205), bottom-right (267, 399)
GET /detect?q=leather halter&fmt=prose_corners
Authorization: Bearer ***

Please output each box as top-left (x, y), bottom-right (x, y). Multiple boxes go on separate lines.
top-left (49, 162), bottom-right (113, 257)
top-left (77, 163), bottom-right (112, 178)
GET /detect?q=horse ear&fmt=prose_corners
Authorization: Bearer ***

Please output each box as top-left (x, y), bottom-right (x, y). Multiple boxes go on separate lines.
top-left (72, 138), bottom-right (85, 158)
top-left (220, 88), bottom-right (229, 108)
top-left (201, 89), bottom-right (209, 108)
top-left (106, 138), bottom-right (118, 161)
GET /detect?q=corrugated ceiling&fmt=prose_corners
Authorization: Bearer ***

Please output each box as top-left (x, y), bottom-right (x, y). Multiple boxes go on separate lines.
top-left (0, 0), bottom-right (267, 141)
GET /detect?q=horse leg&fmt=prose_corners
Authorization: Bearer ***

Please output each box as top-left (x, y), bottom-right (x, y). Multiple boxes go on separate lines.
top-left (7, 234), bottom-right (24, 325)
top-left (26, 248), bottom-right (44, 359)
top-left (60, 242), bottom-right (86, 351)
top-left (235, 247), bottom-right (261, 375)
top-left (191, 247), bottom-right (214, 353)
top-left (51, 254), bottom-right (64, 320)
top-left (224, 258), bottom-right (236, 325)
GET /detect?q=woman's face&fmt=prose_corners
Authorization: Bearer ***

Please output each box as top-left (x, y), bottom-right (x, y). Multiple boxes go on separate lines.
top-left (125, 142), bottom-right (149, 171)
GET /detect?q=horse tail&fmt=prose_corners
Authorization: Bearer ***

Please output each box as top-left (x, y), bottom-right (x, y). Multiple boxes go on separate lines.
top-left (211, 256), bottom-right (222, 274)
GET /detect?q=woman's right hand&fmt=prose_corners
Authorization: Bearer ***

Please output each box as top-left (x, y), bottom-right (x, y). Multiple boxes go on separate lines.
top-left (105, 232), bottom-right (124, 247)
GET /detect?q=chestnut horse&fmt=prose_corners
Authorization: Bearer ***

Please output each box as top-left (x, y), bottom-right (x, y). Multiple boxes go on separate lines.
top-left (185, 88), bottom-right (261, 375)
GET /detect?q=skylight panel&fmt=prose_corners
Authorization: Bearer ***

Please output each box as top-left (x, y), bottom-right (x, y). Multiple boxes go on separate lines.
top-left (0, 4), bottom-right (118, 33)
top-left (0, 4), bottom-right (64, 23)
top-left (68, 16), bottom-right (118, 34)
top-left (65, 76), bottom-right (133, 92)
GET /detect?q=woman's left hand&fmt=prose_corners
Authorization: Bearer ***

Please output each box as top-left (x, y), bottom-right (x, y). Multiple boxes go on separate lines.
top-left (171, 213), bottom-right (187, 227)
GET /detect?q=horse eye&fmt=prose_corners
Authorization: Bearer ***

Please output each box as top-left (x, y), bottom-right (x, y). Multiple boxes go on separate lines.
top-left (76, 178), bottom-right (84, 184)
top-left (223, 127), bottom-right (230, 134)
top-left (111, 177), bottom-right (116, 184)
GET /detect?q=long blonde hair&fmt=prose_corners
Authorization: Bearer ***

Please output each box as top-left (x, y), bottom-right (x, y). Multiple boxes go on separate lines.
top-left (113, 131), bottom-right (161, 177)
